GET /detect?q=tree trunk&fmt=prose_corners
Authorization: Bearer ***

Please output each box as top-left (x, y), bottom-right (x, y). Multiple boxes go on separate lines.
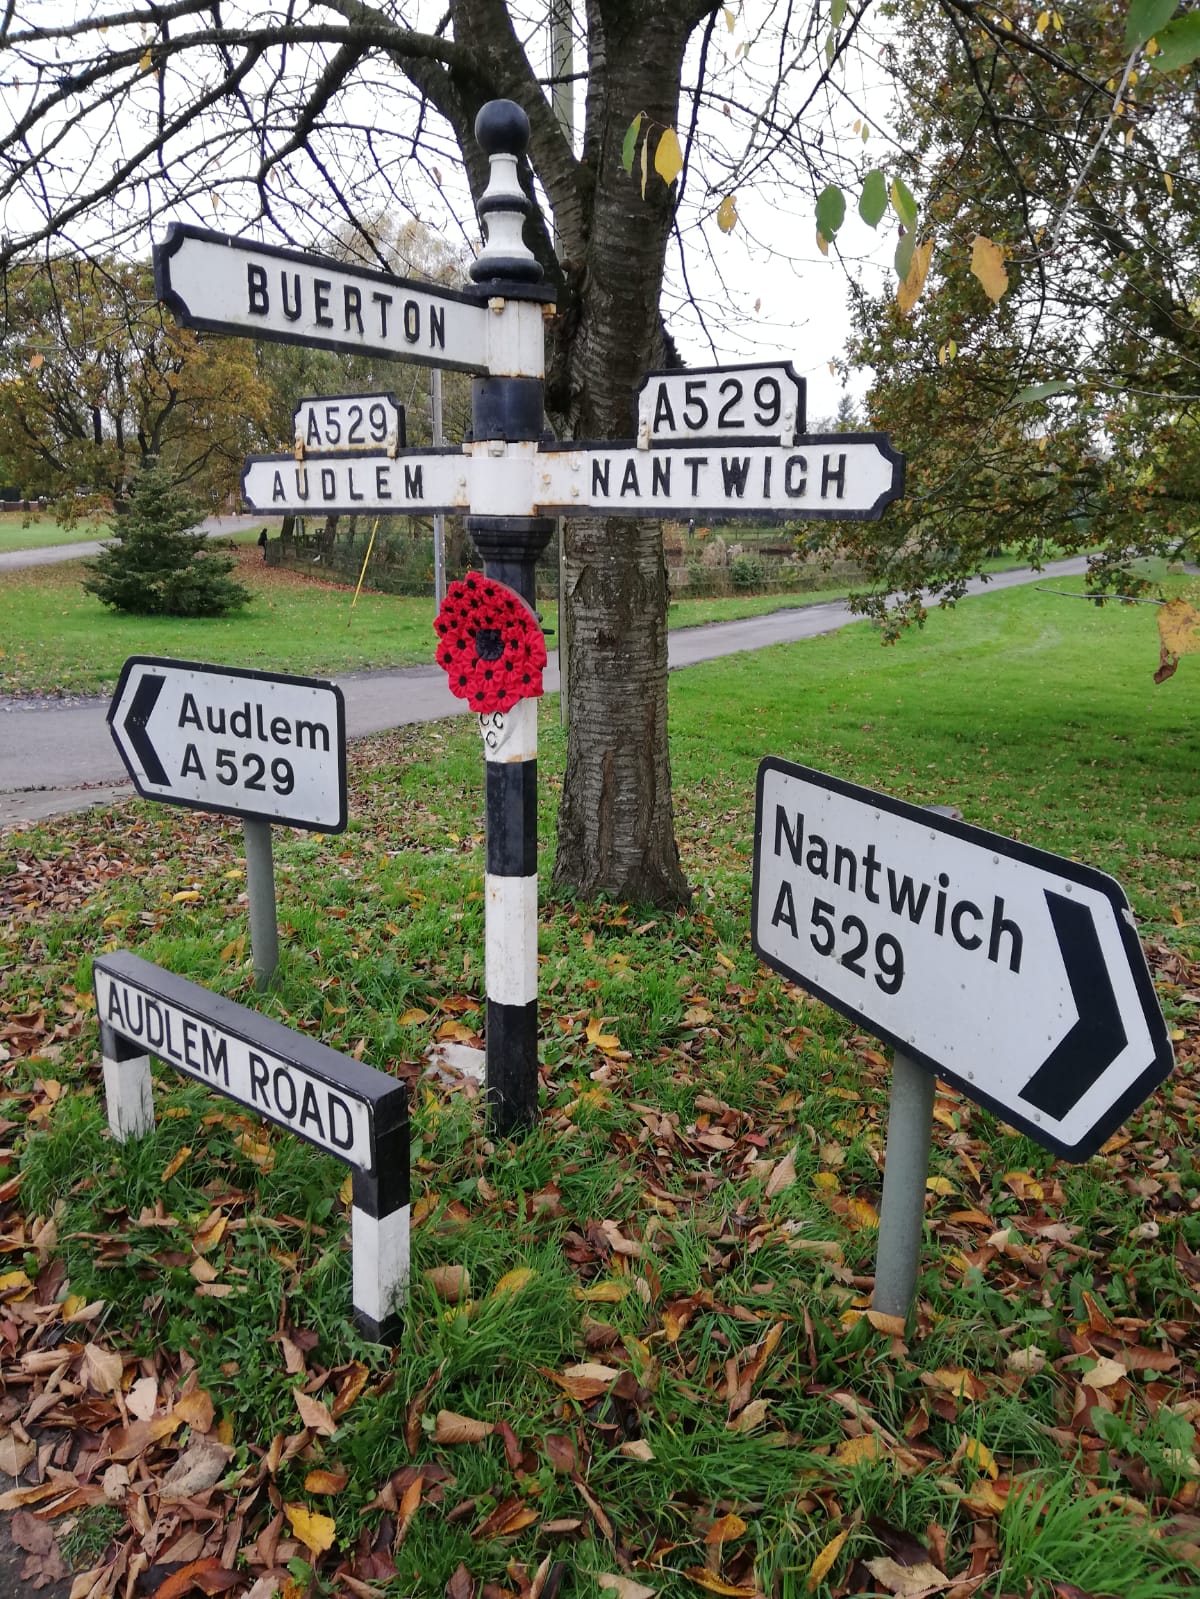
top-left (549, 3), bottom-right (694, 907)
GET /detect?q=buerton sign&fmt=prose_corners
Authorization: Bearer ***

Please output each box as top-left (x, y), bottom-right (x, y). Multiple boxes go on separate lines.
top-left (95, 950), bottom-right (409, 1341)
top-left (154, 224), bottom-right (490, 374)
top-left (751, 758), bottom-right (1173, 1161)
top-left (108, 656), bottom-right (347, 832)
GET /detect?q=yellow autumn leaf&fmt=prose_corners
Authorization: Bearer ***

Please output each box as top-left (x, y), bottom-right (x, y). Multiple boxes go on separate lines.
top-left (285, 1502), bottom-right (337, 1555)
top-left (139, 48), bottom-right (153, 71)
top-left (682, 1571), bottom-right (756, 1598)
top-left (572, 1280), bottom-right (629, 1303)
top-left (963, 1436), bottom-right (1000, 1478)
top-left (654, 127), bottom-right (684, 186)
top-left (807, 1527), bottom-right (849, 1589)
top-left (586, 1017), bottom-right (622, 1052)
top-left (716, 194), bottom-right (738, 233)
top-left (705, 1512), bottom-right (748, 1544)
top-left (896, 236), bottom-right (934, 317)
top-left (970, 234), bottom-right (1009, 303)
top-left (640, 133), bottom-right (649, 200)
top-left (399, 1008), bottom-right (431, 1025)
top-left (28, 352), bottom-right (44, 371)
top-left (812, 1170), bottom-right (840, 1193)
top-left (847, 1197), bottom-right (880, 1230)
top-left (172, 890), bottom-right (202, 903)
top-left (926, 1175), bottom-right (955, 1195)
top-left (161, 1147), bottom-right (192, 1183)
top-left (1164, 171), bottom-right (1175, 195)
top-left (1035, 9), bottom-right (1049, 29)
top-left (834, 1433), bottom-right (883, 1466)
top-left (1159, 598), bottom-right (1200, 656)
top-left (491, 1266), bottom-right (536, 1299)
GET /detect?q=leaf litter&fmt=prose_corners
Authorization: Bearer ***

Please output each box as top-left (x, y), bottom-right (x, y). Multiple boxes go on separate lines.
top-left (0, 711), bottom-right (1197, 1597)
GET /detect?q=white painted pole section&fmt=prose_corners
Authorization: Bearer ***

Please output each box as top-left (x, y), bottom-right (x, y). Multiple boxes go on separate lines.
top-left (351, 1203), bottom-right (411, 1326)
top-left (485, 876), bottom-right (539, 1004)
top-left (102, 1052), bottom-right (155, 1141)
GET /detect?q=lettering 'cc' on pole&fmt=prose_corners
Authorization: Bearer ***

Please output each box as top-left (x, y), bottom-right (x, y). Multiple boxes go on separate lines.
top-left (95, 951), bottom-right (409, 1343)
top-left (465, 100), bottom-right (558, 1136)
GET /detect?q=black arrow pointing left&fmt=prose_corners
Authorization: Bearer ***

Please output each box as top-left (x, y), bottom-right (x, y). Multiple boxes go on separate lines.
top-left (1018, 890), bottom-right (1127, 1122)
top-left (124, 674), bottom-right (169, 786)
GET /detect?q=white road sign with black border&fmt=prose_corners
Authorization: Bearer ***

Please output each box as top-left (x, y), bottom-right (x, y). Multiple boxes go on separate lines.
top-left (154, 223), bottom-right (490, 373)
top-left (635, 362), bottom-right (806, 445)
top-left (108, 656), bottom-right (347, 832)
top-left (751, 758), bottom-right (1173, 1160)
top-left (535, 435), bottom-right (903, 522)
top-left (294, 392), bottom-right (405, 455)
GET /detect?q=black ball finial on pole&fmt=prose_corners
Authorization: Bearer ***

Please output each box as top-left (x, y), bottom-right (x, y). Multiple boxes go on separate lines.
top-left (474, 99), bottom-right (531, 158)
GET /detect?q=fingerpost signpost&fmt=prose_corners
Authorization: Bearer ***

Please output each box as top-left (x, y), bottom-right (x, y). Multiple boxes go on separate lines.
top-left (751, 758), bottom-right (1174, 1318)
top-left (155, 99), bottom-right (906, 1135)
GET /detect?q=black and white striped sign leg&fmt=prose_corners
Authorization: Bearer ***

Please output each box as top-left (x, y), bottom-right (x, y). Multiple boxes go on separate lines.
top-left (99, 1022), bottom-right (155, 1140)
top-left (481, 697), bottom-right (539, 1133)
top-left (351, 1123), bottom-right (410, 1344)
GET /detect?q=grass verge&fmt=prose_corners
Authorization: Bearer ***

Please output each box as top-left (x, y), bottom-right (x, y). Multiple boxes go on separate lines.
top-left (0, 579), bottom-right (1197, 1597)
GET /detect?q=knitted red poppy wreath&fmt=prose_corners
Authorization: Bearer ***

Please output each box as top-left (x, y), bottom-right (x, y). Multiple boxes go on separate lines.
top-left (433, 574), bottom-right (548, 715)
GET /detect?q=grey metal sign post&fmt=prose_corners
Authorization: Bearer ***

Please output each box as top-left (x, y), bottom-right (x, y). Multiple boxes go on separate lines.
top-left (95, 950), bottom-right (409, 1342)
top-left (751, 757), bottom-right (1174, 1317)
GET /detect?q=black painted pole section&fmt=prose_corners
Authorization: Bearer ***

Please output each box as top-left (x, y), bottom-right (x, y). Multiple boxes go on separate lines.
top-left (467, 102), bottom-right (556, 1135)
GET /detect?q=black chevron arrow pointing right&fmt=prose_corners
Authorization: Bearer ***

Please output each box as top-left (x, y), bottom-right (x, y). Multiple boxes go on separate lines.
top-left (123, 673), bottom-right (169, 786)
top-left (1018, 890), bottom-right (1127, 1122)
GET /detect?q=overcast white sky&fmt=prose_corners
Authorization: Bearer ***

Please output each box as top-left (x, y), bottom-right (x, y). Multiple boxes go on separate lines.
top-left (2, 1), bottom-right (902, 424)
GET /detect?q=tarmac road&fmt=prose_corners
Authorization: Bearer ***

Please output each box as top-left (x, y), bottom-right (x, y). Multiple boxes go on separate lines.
top-left (0, 514), bottom-right (273, 572)
top-left (0, 558), bottom-right (1087, 828)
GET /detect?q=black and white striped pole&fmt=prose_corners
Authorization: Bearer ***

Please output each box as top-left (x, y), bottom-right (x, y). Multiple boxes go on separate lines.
top-left (466, 102), bottom-right (556, 1135)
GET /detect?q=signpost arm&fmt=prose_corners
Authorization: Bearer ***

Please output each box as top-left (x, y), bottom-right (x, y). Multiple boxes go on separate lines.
top-left (243, 818), bottom-right (280, 990)
top-left (465, 101), bottom-right (556, 1136)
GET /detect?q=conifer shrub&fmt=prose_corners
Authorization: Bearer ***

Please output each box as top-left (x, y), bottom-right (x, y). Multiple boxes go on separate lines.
top-left (83, 463), bottom-right (251, 617)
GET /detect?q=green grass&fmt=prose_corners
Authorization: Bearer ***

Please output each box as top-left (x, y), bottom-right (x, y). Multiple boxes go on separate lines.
top-left (0, 544), bottom-right (1085, 700)
top-left (2, 578), bottom-right (1198, 1596)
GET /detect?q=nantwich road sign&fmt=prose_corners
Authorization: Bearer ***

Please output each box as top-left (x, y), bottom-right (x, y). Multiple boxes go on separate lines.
top-left (635, 362), bottom-right (806, 446)
top-left (154, 224), bottom-right (491, 374)
top-left (95, 950), bottom-right (409, 1342)
top-left (241, 433), bottom-right (904, 524)
top-left (751, 758), bottom-right (1173, 1161)
top-left (108, 657), bottom-right (347, 832)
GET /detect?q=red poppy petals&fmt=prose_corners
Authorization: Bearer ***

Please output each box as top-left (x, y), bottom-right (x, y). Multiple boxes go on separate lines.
top-left (433, 574), bottom-right (547, 712)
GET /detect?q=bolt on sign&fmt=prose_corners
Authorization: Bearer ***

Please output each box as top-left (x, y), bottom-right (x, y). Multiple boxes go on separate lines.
top-left (95, 950), bottom-right (409, 1342)
top-left (752, 758), bottom-right (1173, 1160)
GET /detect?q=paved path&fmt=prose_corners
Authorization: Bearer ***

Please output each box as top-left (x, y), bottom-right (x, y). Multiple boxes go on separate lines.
top-left (0, 515), bottom-right (272, 571)
top-left (0, 558), bottom-right (1087, 827)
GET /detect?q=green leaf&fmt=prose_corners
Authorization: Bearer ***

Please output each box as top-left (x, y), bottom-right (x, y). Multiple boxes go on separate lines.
top-left (1153, 10), bottom-right (1200, 67)
top-left (621, 115), bottom-right (642, 176)
top-left (890, 177), bottom-right (918, 231)
top-left (831, 0), bottom-right (848, 27)
top-left (1012, 380), bottom-right (1072, 405)
top-left (894, 232), bottom-right (915, 284)
top-left (858, 170), bottom-right (888, 228)
top-left (1125, 0), bottom-right (1179, 49)
top-left (816, 184), bottom-right (846, 241)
